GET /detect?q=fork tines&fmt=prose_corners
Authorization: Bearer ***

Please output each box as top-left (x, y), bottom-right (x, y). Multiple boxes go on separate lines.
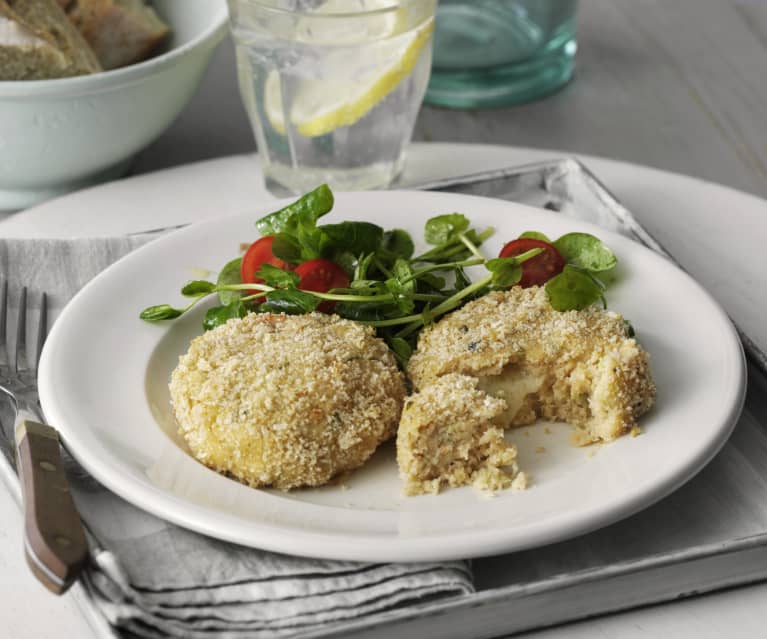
top-left (0, 280), bottom-right (7, 371)
top-left (15, 287), bottom-right (27, 375)
top-left (37, 291), bottom-right (47, 370)
top-left (0, 283), bottom-right (48, 376)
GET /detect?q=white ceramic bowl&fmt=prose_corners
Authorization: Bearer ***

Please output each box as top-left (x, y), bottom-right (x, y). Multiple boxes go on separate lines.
top-left (0, 0), bottom-right (228, 210)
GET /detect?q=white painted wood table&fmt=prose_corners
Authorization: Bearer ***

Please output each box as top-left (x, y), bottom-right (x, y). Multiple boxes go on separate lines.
top-left (3, 0), bottom-right (767, 637)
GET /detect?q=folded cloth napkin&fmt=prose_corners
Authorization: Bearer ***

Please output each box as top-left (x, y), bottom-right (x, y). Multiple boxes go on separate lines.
top-left (0, 237), bottom-right (473, 639)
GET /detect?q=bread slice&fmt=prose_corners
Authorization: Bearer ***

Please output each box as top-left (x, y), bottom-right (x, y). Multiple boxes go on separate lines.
top-left (0, 1), bottom-right (68, 80)
top-left (68, 0), bottom-right (170, 70)
top-left (0, 0), bottom-right (101, 79)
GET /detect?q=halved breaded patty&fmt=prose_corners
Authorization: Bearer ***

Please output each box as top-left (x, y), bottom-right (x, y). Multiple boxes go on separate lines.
top-left (397, 373), bottom-right (527, 496)
top-left (170, 312), bottom-right (406, 490)
top-left (407, 287), bottom-right (655, 444)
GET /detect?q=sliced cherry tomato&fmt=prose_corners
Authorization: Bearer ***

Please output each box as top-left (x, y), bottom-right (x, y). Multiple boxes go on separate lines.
top-left (241, 236), bottom-right (291, 288)
top-left (499, 238), bottom-right (566, 288)
top-left (294, 258), bottom-right (350, 313)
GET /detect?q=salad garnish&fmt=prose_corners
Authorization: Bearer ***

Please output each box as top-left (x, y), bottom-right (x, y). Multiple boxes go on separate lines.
top-left (141, 185), bottom-right (618, 365)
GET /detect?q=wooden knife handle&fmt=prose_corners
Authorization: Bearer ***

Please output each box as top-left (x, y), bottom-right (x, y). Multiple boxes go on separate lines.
top-left (16, 420), bottom-right (87, 594)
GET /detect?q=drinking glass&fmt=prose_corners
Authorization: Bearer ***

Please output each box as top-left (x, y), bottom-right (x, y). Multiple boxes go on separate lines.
top-left (426, 0), bottom-right (578, 108)
top-left (228, 0), bottom-right (437, 196)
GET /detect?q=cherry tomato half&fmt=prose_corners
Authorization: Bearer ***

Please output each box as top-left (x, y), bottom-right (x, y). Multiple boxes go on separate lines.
top-left (241, 236), bottom-right (291, 288)
top-left (294, 258), bottom-right (350, 313)
top-left (499, 238), bottom-right (566, 288)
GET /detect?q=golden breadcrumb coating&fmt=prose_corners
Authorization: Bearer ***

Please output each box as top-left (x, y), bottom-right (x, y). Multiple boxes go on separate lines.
top-left (170, 312), bottom-right (406, 490)
top-left (407, 287), bottom-right (655, 444)
top-left (397, 373), bottom-right (527, 496)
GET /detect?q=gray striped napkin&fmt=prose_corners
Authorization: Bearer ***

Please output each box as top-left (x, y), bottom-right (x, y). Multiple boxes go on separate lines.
top-left (0, 237), bottom-right (473, 638)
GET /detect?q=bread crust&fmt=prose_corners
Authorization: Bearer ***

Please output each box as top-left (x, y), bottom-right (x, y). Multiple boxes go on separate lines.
top-left (0, 0), bottom-right (101, 79)
top-left (68, 0), bottom-right (169, 70)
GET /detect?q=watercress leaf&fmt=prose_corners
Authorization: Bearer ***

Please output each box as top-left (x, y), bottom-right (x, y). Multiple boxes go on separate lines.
top-left (335, 301), bottom-right (396, 322)
top-left (554, 233), bottom-right (617, 272)
top-left (203, 306), bottom-right (230, 331)
top-left (388, 337), bottom-right (413, 368)
top-left (413, 237), bottom-right (471, 263)
top-left (545, 265), bottom-right (604, 311)
top-left (385, 280), bottom-right (415, 314)
top-left (379, 259), bottom-right (415, 313)
top-left (354, 253), bottom-right (375, 281)
top-left (519, 230), bottom-right (552, 242)
top-left (388, 292), bottom-right (415, 315)
top-left (320, 221), bottom-right (384, 258)
top-left (392, 258), bottom-right (415, 293)
top-left (462, 228), bottom-right (486, 247)
top-left (381, 229), bottom-right (414, 259)
top-left (411, 245), bottom-right (447, 263)
top-left (332, 251), bottom-right (357, 277)
top-left (350, 279), bottom-right (386, 293)
top-left (261, 289), bottom-right (320, 314)
top-left (256, 264), bottom-right (300, 288)
top-left (140, 304), bottom-right (183, 321)
top-left (485, 257), bottom-right (512, 271)
top-left (424, 213), bottom-right (470, 245)
top-left (296, 224), bottom-right (326, 260)
top-left (216, 257), bottom-right (243, 305)
top-left (255, 183), bottom-right (334, 236)
top-left (270, 234), bottom-right (303, 264)
top-left (495, 265), bottom-right (522, 288)
top-left (453, 267), bottom-right (471, 290)
top-left (203, 301), bottom-right (248, 331)
top-left (486, 257), bottom-right (522, 288)
top-left (417, 272), bottom-right (446, 291)
top-left (181, 280), bottom-right (216, 297)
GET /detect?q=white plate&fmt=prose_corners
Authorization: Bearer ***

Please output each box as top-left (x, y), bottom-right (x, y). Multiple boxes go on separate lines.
top-left (38, 190), bottom-right (746, 562)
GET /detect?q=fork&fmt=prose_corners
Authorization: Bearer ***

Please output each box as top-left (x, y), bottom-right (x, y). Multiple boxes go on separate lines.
top-left (0, 281), bottom-right (87, 594)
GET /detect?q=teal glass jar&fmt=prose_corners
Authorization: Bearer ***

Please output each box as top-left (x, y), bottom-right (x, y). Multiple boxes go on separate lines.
top-left (426, 0), bottom-right (578, 108)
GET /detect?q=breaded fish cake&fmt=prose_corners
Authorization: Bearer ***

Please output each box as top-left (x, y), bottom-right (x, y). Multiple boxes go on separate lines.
top-left (170, 312), bottom-right (406, 490)
top-left (397, 374), bottom-right (527, 496)
top-left (408, 287), bottom-right (655, 444)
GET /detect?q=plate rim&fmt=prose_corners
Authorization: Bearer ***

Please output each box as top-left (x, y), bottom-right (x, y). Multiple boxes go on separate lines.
top-left (38, 189), bottom-right (748, 561)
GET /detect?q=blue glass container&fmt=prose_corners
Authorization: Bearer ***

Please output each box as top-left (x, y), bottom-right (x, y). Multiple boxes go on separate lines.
top-left (426, 0), bottom-right (578, 108)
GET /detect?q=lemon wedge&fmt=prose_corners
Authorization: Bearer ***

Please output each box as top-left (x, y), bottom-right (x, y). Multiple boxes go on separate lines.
top-left (264, 13), bottom-right (433, 138)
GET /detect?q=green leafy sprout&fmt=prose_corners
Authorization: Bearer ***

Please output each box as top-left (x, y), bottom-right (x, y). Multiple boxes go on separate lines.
top-left (140, 184), bottom-right (619, 367)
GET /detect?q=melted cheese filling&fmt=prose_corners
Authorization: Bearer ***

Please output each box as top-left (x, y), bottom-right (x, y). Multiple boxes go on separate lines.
top-left (476, 365), bottom-right (544, 427)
